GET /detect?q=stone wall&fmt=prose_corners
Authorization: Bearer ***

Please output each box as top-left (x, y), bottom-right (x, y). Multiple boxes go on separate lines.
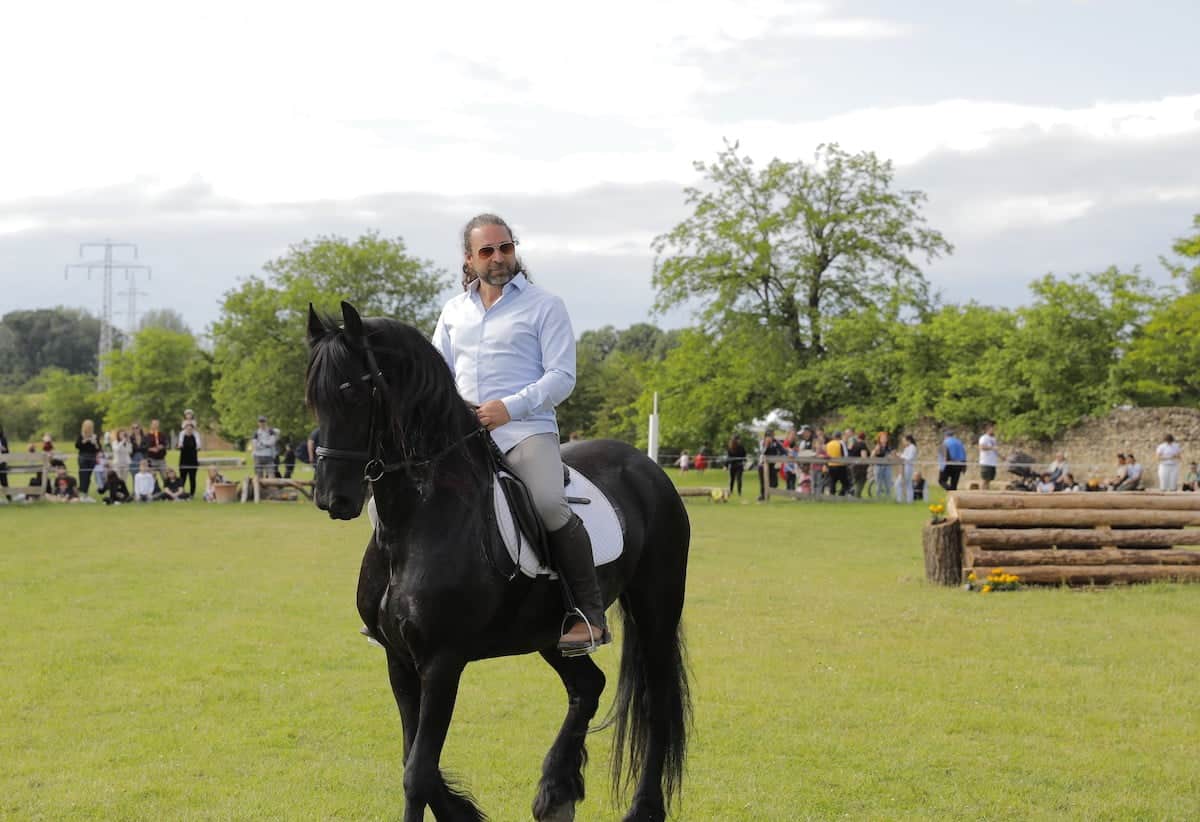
top-left (898, 407), bottom-right (1200, 489)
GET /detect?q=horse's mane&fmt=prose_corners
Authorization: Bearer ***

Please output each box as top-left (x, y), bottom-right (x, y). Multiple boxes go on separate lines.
top-left (306, 313), bottom-right (475, 453)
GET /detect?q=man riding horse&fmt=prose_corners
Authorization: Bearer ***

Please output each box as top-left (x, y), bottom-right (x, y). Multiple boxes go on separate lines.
top-left (432, 213), bottom-right (609, 655)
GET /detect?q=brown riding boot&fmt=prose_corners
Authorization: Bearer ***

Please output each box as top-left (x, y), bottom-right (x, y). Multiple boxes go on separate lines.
top-left (547, 513), bottom-right (610, 656)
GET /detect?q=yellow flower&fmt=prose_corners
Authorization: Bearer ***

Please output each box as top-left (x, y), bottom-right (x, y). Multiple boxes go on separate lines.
top-left (967, 572), bottom-right (977, 582)
top-left (981, 586), bottom-right (992, 594)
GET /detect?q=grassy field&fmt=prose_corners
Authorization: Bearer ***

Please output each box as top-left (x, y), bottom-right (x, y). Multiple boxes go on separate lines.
top-left (3, 492), bottom-right (1199, 820)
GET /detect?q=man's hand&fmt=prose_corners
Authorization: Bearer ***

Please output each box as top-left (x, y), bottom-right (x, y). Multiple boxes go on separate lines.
top-left (476, 400), bottom-right (512, 431)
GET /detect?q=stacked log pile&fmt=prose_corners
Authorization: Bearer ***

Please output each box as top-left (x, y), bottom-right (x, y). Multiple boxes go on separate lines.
top-left (945, 492), bottom-right (1200, 585)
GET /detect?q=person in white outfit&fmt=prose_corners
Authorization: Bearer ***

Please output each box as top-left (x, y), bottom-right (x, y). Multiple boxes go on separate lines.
top-left (1156, 434), bottom-right (1183, 492)
top-left (898, 434), bottom-right (918, 503)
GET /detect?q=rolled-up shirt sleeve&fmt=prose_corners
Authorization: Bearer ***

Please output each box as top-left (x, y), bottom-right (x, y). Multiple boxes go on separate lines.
top-left (502, 297), bottom-right (575, 420)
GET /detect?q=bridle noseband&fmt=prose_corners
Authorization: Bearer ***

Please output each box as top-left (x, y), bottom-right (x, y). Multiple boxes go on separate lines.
top-left (314, 333), bottom-right (485, 484)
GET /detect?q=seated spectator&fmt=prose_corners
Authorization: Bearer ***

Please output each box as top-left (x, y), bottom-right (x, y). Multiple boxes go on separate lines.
top-left (203, 466), bottom-right (228, 502)
top-left (133, 459), bottom-right (161, 502)
top-left (49, 464), bottom-right (80, 502)
top-left (1117, 454), bottom-right (1144, 491)
top-left (92, 452), bottom-right (110, 495)
top-left (1036, 472), bottom-right (1056, 494)
top-left (1047, 452), bottom-right (1070, 487)
top-left (1184, 462), bottom-right (1199, 492)
top-left (161, 467), bottom-right (190, 501)
top-left (104, 469), bottom-right (131, 505)
top-left (1108, 454), bottom-right (1128, 490)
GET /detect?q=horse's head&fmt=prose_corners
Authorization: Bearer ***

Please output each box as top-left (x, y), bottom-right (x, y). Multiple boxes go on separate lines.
top-left (305, 301), bottom-right (390, 519)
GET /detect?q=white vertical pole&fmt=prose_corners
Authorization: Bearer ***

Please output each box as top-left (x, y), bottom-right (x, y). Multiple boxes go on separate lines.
top-left (647, 392), bottom-right (660, 465)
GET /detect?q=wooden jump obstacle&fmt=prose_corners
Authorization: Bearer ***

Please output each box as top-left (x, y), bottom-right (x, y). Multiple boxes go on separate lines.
top-left (923, 491), bottom-right (1200, 586)
top-left (251, 476), bottom-right (315, 502)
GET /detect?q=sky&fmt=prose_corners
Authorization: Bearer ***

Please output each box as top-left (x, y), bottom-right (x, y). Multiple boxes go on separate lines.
top-left (2, 0), bottom-right (1198, 337)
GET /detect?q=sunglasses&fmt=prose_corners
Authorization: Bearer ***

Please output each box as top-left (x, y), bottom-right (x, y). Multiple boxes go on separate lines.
top-left (473, 241), bottom-right (517, 259)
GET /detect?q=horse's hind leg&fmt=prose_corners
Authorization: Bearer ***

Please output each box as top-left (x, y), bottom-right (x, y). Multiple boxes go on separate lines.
top-left (532, 650), bottom-right (606, 822)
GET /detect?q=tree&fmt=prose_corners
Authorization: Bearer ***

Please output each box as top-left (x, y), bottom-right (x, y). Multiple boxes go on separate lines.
top-left (1161, 213), bottom-right (1200, 294)
top-left (139, 308), bottom-right (191, 335)
top-left (38, 368), bottom-right (106, 441)
top-left (104, 327), bottom-right (213, 429)
top-left (651, 141), bottom-right (951, 359)
top-left (210, 232), bottom-right (448, 439)
top-left (0, 307), bottom-right (115, 387)
top-left (1117, 292), bottom-right (1200, 406)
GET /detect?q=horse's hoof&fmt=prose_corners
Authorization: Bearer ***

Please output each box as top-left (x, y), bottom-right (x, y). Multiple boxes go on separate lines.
top-left (539, 803), bottom-right (576, 822)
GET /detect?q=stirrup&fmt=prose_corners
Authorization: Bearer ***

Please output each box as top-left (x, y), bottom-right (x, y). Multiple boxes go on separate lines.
top-left (558, 608), bottom-right (610, 657)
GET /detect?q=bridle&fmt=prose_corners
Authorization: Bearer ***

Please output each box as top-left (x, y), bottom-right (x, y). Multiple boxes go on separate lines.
top-left (314, 332), bottom-right (486, 484)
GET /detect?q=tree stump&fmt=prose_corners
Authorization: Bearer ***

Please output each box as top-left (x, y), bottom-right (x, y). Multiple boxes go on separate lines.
top-left (923, 519), bottom-right (962, 585)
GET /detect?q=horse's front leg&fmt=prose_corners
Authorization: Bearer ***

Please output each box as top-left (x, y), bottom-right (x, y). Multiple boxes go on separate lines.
top-left (385, 651), bottom-right (420, 764)
top-left (402, 653), bottom-right (484, 822)
top-left (532, 650), bottom-right (607, 822)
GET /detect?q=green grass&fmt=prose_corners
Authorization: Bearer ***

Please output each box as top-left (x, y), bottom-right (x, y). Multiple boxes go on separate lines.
top-left (2, 499), bottom-right (1199, 820)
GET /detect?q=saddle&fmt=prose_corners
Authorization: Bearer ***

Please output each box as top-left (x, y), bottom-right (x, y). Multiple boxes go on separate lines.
top-left (483, 434), bottom-right (564, 568)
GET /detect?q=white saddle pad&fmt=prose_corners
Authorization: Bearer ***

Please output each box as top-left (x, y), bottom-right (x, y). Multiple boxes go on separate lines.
top-left (364, 467), bottom-right (625, 579)
top-left (496, 466), bottom-right (624, 578)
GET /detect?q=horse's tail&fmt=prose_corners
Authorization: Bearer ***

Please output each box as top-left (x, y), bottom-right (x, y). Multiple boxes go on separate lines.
top-left (604, 587), bottom-right (692, 812)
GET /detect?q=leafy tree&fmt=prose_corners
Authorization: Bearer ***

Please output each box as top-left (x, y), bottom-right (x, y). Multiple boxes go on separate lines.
top-left (0, 307), bottom-right (114, 387)
top-left (210, 232), bottom-right (448, 439)
top-left (37, 368), bottom-right (106, 441)
top-left (651, 141), bottom-right (951, 359)
top-left (0, 393), bottom-right (41, 442)
top-left (1117, 292), bottom-right (1200, 406)
top-left (104, 327), bottom-right (212, 429)
top-left (1161, 213), bottom-right (1200, 294)
top-left (1005, 268), bottom-right (1157, 438)
top-left (139, 308), bottom-right (191, 335)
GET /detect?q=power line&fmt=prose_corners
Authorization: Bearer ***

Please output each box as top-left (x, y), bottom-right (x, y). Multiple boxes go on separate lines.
top-left (65, 240), bottom-right (152, 390)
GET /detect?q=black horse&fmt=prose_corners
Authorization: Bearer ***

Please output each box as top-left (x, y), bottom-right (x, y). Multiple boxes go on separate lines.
top-left (305, 302), bottom-right (691, 822)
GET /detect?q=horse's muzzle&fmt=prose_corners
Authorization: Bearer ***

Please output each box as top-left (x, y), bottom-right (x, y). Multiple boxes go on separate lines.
top-left (326, 494), bottom-right (363, 520)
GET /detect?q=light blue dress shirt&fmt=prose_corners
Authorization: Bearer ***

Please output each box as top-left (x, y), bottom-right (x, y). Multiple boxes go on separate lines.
top-left (432, 274), bottom-right (576, 453)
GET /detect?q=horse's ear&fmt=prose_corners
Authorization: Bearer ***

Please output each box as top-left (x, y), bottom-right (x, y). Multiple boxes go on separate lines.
top-left (307, 303), bottom-right (325, 346)
top-left (341, 301), bottom-right (364, 343)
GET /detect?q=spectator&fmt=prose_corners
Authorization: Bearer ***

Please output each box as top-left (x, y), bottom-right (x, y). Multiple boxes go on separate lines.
top-left (1063, 473), bottom-right (1082, 492)
top-left (161, 467), bottom-right (190, 501)
top-left (757, 430), bottom-right (785, 501)
top-left (92, 452), bottom-right (110, 495)
top-left (282, 437), bottom-right (297, 479)
top-left (49, 463), bottom-right (80, 502)
top-left (1036, 472), bottom-right (1056, 494)
top-left (726, 434), bottom-right (747, 498)
top-left (1184, 462), bottom-right (1199, 493)
top-left (251, 416), bottom-right (279, 479)
top-left (41, 432), bottom-right (55, 454)
top-left (1109, 454), bottom-right (1128, 490)
top-left (104, 469), bottom-right (131, 505)
top-left (129, 423), bottom-right (147, 468)
top-left (938, 430), bottom-right (967, 491)
top-left (177, 420), bottom-right (201, 497)
top-left (977, 422), bottom-right (1000, 491)
top-left (872, 431), bottom-right (895, 501)
top-left (912, 471), bottom-right (926, 501)
top-left (203, 466), bottom-right (228, 502)
top-left (676, 450), bottom-right (690, 472)
top-left (898, 434), bottom-right (918, 503)
top-left (694, 444), bottom-right (709, 474)
top-left (145, 419), bottom-right (169, 477)
top-left (1118, 454), bottom-right (1144, 491)
top-left (847, 430), bottom-right (870, 496)
top-left (133, 459), bottom-right (160, 502)
top-left (305, 428), bottom-right (321, 465)
top-left (825, 430), bottom-right (851, 496)
top-left (779, 430), bottom-right (796, 491)
top-left (0, 423), bottom-right (9, 501)
top-left (113, 429), bottom-right (132, 480)
top-left (181, 408), bottom-right (197, 431)
top-left (75, 419), bottom-right (102, 497)
top-left (1155, 434), bottom-right (1182, 492)
top-left (1047, 452), bottom-right (1070, 488)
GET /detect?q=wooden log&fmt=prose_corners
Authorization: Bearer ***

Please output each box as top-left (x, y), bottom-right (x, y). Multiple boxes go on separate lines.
top-left (966, 546), bottom-right (1200, 567)
top-left (970, 564), bottom-right (1200, 585)
top-left (955, 508), bottom-right (1200, 528)
top-left (951, 491), bottom-right (1200, 512)
top-left (922, 519), bottom-right (962, 586)
top-left (963, 527), bottom-right (1200, 549)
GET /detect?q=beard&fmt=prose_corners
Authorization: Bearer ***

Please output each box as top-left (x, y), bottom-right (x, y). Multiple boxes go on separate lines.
top-left (477, 257), bottom-right (521, 287)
